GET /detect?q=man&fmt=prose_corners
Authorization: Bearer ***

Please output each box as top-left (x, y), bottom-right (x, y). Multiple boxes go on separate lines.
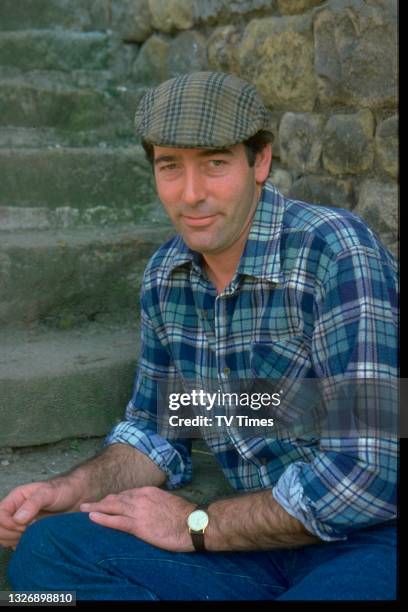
top-left (1, 72), bottom-right (398, 600)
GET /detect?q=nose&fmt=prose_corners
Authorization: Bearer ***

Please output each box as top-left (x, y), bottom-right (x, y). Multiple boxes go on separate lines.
top-left (182, 166), bottom-right (206, 207)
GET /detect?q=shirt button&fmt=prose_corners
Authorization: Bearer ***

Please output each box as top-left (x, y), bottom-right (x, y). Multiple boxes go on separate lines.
top-left (223, 367), bottom-right (230, 376)
top-left (202, 310), bottom-right (207, 318)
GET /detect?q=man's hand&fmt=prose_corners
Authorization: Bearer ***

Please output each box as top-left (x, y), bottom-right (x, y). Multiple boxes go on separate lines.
top-left (0, 443), bottom-right (168, 551)
top-left (0, 505), bottom-right (25, 550)
top-left (0, 478), bottom-right (85, 549)
top-left (80, 487), bottom-right (196, 552)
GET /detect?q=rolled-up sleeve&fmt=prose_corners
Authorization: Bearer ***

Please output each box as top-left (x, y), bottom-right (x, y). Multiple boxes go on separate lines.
top-left (104, 290), bottom-right (193, 490)
top-left (273, 242), bottom-right (398, 541)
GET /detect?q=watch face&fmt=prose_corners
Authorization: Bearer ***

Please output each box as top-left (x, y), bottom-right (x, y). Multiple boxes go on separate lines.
top-left (188, 509), bottom-right (209, 532)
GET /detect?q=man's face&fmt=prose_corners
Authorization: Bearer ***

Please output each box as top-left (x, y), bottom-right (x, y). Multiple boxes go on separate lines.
top-left (153, 143), bottom-right (270, 257)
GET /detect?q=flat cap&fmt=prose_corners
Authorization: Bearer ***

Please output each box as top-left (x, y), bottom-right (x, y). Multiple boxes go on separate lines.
top-left (134, 71), bottom-right (272, 148)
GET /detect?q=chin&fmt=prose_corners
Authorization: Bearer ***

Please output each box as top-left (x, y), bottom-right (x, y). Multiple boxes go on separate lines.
top-left (183, 237), bottom-right (218, 254)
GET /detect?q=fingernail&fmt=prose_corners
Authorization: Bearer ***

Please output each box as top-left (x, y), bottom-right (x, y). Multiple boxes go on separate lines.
top-left (14, 510), bottom-right (30, 522)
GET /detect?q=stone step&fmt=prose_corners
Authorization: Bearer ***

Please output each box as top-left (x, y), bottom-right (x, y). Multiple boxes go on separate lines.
top-left (0, 202), bottom-right (168, 232)
top-left (0, 225), bottom-right (173, 328)
top-left (0, 146), bottom-right (157, 214)
top-left (0, 126), bottom-right (125, 150)
top-left (0, 79), bottom-right (133, 131)
top-left (0, 325), bottom-right (140, 447)
top-left (0, 30), bottom-right (121, 73)
top-left (0, 82), bottom-right (148, 148)
top-left (0, 0), bottom-right (110, 32)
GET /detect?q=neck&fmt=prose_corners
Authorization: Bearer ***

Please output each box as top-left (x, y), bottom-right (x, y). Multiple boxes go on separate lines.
top-left (202, 227), bottom-right (249, 294)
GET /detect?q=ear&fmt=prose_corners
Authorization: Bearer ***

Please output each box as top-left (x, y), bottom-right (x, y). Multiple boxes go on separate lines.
top-left (254, 143), bottom-right (272, 184)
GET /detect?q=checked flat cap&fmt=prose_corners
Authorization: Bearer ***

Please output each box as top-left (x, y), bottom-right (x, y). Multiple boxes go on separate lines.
top-left (134, 71), bottom-right (272, 148)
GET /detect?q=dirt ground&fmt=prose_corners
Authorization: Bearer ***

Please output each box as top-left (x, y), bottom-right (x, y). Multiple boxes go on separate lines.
top-left (0, 437), bottom-right (105, 502)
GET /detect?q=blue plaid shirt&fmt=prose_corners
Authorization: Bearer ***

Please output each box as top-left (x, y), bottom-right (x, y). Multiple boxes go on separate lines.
top-left (105, 181), bottom-right (398, 542)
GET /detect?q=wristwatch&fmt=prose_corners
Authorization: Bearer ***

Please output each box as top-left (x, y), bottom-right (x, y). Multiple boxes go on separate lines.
top-left (187, 504), bottom-right (209, 551)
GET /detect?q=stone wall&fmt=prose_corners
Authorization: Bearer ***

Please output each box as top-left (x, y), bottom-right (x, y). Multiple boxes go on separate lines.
top-left (111, 0), bottom-right (398, 254)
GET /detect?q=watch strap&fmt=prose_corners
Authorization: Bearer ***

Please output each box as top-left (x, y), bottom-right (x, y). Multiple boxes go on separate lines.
top-left (189, 504), bottom-right (208, 552)
top-left (190, 530), bottom-right (206, 552)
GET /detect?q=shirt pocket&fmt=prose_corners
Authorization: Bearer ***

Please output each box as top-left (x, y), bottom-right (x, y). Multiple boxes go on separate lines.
top-left (249, 337), bottom-right (317, 437)
top-left (250, 336), bottom-right (312, 379)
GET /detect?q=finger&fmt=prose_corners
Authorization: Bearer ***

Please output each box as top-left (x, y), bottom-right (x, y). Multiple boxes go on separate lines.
top-left (88, 512), bottom-right (135, 535)
top-left (0, 532), bottom-right (22, 549)
top-left (0, 510), bottom-right (26, 532)
top-left (80, 498), bottom-right (130, 516)
top-left (12, 490), bottom-right (54, 525)
top-left (0, 539), bottom-right (19, 550)
top-left (0, 525), bottom-right (25, 540)
top-left (0, 492), bottom-right (24, 518)
top-left (0, 540), bottom-right (19, 550)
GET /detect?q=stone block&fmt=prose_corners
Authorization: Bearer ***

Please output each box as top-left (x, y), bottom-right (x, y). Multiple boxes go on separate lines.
top-left (238, 15), bottom-right (316, 111)
top-left (269, 167), bottom-right (293, 196)
top-left (148, 0), bottom-right (277, 31)
top-left (289, 175), bottom-right (355, 210)
top-left (167, 31), bottom-right (208, 78)
top-left (148, 0), bottom-right (194, 33)
top-left (278, 0), bottom-right (324, 14)
top-left (111, 0), bottom-right (152, 43)
top-left (376, 115), bottom-right (398, 179)
top-left (207, 25), bottom-right (241, 74)
top-left (355, 180), bottom-right (398, 254)
top-left (268, 113), bottom-right (282, 159)
top-left (279, 112), bottom-right (325, 173)
top-left (132, 34), bottom-right (171, 84)
top-left (193, 0), bottom-right (277, 25)
top-left (314, 0), bottom-right (398, 108)
top-left (322, 110), bottom-right (374, 176)
top-left (133, 30), bottom-right (207, 84)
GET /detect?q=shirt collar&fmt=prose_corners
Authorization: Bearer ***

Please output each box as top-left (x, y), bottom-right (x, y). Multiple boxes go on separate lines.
top-left (165, 181), bottom-right (284, 283)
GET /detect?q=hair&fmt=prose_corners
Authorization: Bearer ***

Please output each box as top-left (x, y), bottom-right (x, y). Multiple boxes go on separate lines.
top-left (141, 129), bottom-right (274, 175)
top-left (242, 130), bottom-right (274, 174)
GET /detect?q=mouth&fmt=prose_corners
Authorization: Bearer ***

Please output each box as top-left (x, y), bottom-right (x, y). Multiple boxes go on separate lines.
top-left (181, 214), bottom-right (218, 228)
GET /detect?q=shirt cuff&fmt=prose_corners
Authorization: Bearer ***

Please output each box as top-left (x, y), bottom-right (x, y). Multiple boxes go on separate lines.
top-left (272, 462), bottom-right (347, 542)
top-left (104, 420), bottom-right (193, 490)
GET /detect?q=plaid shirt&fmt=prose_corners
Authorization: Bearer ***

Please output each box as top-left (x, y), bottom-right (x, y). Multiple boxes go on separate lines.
top-left (105, 181), bottom-right (398, 542)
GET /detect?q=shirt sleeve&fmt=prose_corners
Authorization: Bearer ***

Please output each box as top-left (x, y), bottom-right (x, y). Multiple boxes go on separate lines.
top-left (272, 240), bottom-right (398, 541)
top-left (104, 290), bottom-right (193, 490)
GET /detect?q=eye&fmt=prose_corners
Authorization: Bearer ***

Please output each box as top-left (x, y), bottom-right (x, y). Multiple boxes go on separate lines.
top-left (209, 159), bottom-right (226, 167)
top-left (158, 163), bottom-right (179, 172)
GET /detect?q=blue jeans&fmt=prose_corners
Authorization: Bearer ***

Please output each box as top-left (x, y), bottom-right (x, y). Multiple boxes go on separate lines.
top-left (8, 512), bottom-right (397, 601)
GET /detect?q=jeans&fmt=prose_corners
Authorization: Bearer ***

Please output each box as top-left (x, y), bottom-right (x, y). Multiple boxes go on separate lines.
top-left (8, 512), bottom-right (397, 601)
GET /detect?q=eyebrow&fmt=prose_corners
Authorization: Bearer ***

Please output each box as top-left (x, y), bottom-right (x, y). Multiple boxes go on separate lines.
top-left (197, 148), bottom-right (234, 157)
top-left (154, 148), bottom-right (234, 166)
